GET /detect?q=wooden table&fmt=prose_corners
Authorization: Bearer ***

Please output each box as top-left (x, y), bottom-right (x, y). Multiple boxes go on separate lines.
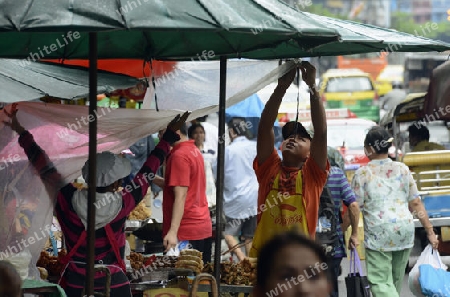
top-left (194, 284), bottom-right (253, 297)
top-left (179, 279), bottom-right (253, 297)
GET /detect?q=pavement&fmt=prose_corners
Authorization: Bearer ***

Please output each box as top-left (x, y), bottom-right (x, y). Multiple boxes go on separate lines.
top-left (338, 257), bottom-right (415, 297)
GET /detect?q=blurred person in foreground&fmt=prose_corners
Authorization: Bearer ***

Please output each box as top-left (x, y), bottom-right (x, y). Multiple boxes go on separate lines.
top-left (222, 117), bottom-right (258, 261)
top-left (326, 146), bottom-right (360, 297)
top-left (253, 231), bottom-right (332, 297)
top-left (0, 260), bottom-right (22, 297)
top-left (4, 104), bottom-right (188, 297)
top-left (407, 124), bottom-right (445, 152)
top-left (351, 126), bottom-right (439, 297)
top-left (249, 61), bottom-right (329, 257)
top-left (159, 124), bottom-right (213, 263)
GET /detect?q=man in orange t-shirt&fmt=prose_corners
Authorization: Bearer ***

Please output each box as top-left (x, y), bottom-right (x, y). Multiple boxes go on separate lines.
top-left (250, 62), bottom-right (329, 257)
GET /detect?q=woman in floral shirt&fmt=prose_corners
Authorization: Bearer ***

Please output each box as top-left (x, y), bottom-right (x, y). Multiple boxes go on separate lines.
top-left (351, 126), bottom-right (438, 297)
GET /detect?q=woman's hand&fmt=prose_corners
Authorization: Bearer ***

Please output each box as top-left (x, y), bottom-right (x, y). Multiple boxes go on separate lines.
top-left (3, 103), bottom-right (26, 135)
top-left (348, 234), bottom-right (360, 250)
top-left (427, 228), bottom-right (439, 250)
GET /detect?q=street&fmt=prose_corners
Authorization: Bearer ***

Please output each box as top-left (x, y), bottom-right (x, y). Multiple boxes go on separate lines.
top-left (338, 257), bottom-right (414, 297)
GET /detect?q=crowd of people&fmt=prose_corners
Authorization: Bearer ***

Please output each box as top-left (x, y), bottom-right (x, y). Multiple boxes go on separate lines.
top-left (0, 61), bottom-right (441, 297)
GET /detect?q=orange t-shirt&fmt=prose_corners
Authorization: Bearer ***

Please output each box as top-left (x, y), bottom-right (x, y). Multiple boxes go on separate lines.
top-left (253, 149), bottom-right (329, 238)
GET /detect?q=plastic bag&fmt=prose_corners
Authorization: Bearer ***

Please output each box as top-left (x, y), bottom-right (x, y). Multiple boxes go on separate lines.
top-left (408, 244), bottom-right (448, 297)
top-left (166, 240), bottom-right (190, 256)
top-left (4, 248), bottom-right (33, 280)
top-left (419, 261), bottom-right (450, 296)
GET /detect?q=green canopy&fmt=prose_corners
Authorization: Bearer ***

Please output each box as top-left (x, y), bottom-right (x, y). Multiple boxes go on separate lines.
top-left (241, 13), bottom-right (450, 59)
top-left (0, 0), bottom-right (340, 60)
top-left (2, 1), bottom-right (449, 60)
top-left (0, 59), bottom-right (138, 103)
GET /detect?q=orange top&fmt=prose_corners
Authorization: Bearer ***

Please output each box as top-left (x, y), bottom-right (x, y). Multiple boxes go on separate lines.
top-left (253, 149), bottom-right (329, 238)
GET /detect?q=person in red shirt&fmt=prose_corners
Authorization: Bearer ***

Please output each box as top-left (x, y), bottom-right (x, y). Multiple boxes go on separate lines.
top-left (159, 124), bottom-right (213, 263)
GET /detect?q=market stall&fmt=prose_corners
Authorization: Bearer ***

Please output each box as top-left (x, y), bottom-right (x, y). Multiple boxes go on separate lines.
top-left (2, 1), bottom-right (450, 296)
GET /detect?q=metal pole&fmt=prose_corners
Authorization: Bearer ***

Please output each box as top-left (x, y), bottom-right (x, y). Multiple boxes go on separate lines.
top-left (393, 116), bottom-right (399, 160)
top-left (214, 56), bottom-right (227, 288)
top-left (85, 32), bottom-right (98, 296)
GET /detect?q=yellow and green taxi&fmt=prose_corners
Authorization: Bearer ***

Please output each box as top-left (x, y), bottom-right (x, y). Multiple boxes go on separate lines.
top-left (375, 65), bottom-right (404, 97)
top-left (319, 69), bottom-right (380, 122)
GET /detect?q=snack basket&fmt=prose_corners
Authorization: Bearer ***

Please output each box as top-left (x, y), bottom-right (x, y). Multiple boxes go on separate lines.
top-left (189, 273), bottom-right (218, 297)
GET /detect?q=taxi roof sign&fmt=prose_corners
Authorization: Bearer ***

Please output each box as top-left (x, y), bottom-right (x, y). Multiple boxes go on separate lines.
top-left (283, 108), bottom-right (357, 121)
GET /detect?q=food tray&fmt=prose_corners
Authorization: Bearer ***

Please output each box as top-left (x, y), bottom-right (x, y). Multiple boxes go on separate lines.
top-left (130, 268), bottom-right (195, 284)
top-left (125, 218), bottom-right (150, 231)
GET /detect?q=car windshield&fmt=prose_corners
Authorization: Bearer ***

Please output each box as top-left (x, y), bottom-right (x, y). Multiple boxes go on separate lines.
top-left (328, 124), bottom-right (375, 149)
top-left (326, 77), bottom-right (373, 92)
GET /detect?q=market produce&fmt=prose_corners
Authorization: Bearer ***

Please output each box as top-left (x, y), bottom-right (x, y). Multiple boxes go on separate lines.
top-left (175, 249), bottom-right (203, 274)
top-left (128, 200), bottom-right (151, 221)
top-left (202, 262), bottom-right (214, 274)
top-left (127, 252), bottom-right (144, 270)
top-left (219, 257), bottom-right (257, 286)
top-left (37, 267), bottom-right (48, 280)
top-left (153, 255), bottom-right (177, 269)
top-left (36, 249), bottom-right (67, 277)
top-left (180, 249), bottom-right (203, 258)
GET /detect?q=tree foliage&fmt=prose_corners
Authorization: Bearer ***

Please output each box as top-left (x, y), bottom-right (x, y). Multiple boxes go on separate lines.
top-left (303, 6), bottom-right (450, 43)
top-left (391, 11), bottom-right (417, 35)
top-left (302, 4), bottom-right (349, 20)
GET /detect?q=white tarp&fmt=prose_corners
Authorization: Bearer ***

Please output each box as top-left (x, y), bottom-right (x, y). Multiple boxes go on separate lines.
top-left (0, 60), bottom-right (297, 279)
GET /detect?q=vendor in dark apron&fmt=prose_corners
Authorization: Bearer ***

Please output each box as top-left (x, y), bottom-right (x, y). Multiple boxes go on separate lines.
top-left (4, 105), bottom-right (188, 297)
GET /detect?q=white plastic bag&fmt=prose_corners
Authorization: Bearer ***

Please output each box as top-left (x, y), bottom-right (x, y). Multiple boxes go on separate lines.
top-left (408, 244), bottom-right (448, 297)
top-left (5, 249), bottom-right (33, 280)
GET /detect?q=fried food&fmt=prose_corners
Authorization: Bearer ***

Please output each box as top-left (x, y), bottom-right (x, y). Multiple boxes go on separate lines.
top-left (176, 249), bottom-right (203, 274)
top-left (37, 267), bottom-right (48, 280)
top-left (36, 249), bottom-right (67, 277)
top-left (177, 254), bottom-right (202, 263)
top-left (128, 201), bottom-right (151, 221)
top-left (180, 249), bottom-right (202, 258)
top-left (219, 257), bottom-right (257, 286)
top-left (127, 252), bottom-right (145, 270)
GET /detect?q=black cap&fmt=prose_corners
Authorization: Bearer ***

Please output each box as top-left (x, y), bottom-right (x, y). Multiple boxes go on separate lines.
top-left (282, 121), bottom-right (312, 140)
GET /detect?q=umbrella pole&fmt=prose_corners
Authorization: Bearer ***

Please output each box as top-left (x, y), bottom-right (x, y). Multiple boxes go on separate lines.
top-left (85, 32), bottom-right (98, 296)
top-left (214, 56), bottom-right (227, 287)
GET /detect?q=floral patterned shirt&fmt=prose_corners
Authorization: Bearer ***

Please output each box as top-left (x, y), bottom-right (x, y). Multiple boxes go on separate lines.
top-left (351, 158), bottom-right (420, 251)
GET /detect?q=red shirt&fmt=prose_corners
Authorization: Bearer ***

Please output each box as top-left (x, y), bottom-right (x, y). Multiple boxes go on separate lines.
top-left (163, 140), bottom-right (212, 241)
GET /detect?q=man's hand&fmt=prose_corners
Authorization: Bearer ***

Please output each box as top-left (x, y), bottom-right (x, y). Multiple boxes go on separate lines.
top-left (299, 61), bottom-right (317, 88)
top-left (277, 67), bottom-right (297, 89)
top-left (167, 111), bottom-right (190, 132)
top-left (3, 103), bottom-right (25, 135)
top-left (163, 229), bottom-right (178, 252)
top-left (348, 234), bottom-right (360, 250)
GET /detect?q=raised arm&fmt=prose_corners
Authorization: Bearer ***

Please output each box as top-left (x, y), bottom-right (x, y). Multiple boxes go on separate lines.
top-left (257, 68), bottom-right (296, 165)
top-left (120, 113), bottom-right (188, 215)
top-left (301, 62), bottom-right (327, 170)
top-left (4, 106), bottom-right (65, 198)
